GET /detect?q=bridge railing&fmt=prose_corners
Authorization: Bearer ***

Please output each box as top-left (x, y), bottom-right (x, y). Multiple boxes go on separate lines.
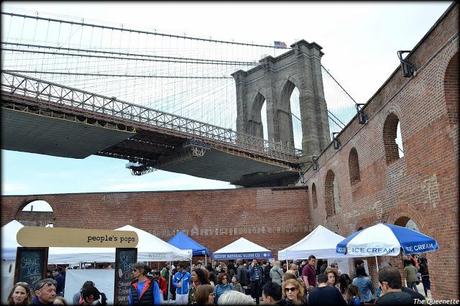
top-left (1, 72), bottom-right (302, 162)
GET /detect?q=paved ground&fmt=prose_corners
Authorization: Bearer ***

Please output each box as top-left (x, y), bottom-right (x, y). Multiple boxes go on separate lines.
top-left (416, 282), bottom-right (432, 299)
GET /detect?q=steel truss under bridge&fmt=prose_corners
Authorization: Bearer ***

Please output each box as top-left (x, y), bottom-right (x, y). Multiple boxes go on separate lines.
top-left (1, 72), bottom-right (303, 169)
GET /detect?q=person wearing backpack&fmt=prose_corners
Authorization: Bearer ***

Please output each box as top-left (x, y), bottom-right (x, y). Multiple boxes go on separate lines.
top-left (128, 263), bottom-right (162, 305)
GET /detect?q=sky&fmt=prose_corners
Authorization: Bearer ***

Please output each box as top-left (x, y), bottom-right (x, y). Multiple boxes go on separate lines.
top-left (1, 1), bottom-right (453, 200)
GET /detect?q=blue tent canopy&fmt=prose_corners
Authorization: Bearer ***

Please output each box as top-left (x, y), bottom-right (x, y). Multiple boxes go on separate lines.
top-left (168, 231), bottom-right (210, 256)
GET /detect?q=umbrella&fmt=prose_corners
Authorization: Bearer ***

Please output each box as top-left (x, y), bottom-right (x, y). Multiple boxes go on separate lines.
top-left (336, 223), bottom-right (439, 257)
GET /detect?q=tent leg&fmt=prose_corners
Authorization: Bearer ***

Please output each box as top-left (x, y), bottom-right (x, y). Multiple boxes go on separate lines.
top-left (205, 254), bottom-right (207, 267)
top-left (375, 256), bottom-right (379, 273)
top-left (167, 261), bottom-right (172, 302)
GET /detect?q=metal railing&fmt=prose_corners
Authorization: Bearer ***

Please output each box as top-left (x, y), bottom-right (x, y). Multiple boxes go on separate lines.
top-left (1, 72), bottom-right (303, 162)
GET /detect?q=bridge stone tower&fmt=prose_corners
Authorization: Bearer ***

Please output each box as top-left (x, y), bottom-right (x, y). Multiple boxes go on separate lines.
top-left (232, 40), bottom-right (330, 161)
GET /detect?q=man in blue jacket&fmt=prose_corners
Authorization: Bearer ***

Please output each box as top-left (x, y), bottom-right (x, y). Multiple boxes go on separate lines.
top-left (128, 263), bottom-right (162, 305)
top-left (172, 262), bottom-right (191, 305)
top-left (248, 259), bottom-right (264, 305)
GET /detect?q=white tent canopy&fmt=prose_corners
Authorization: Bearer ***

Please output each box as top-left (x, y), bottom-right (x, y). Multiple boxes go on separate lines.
top-left (278, 225), bottom-right (354, 260)
top-left (48, 225), bottom-right (192, 263)
top-left (116, 225), bottom-right (192, 261)
top-left (1, 220), bottom-right (24, 261)
top-left (1, 222), bottom-right (192, 263)
top-left (213, 237), bottom-right (272, 260)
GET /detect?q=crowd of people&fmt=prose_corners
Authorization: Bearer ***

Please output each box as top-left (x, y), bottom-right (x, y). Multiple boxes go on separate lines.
top-left (7, 254), bottom-right (430, 305)
top-left (6, 277), bottom-right (106, 305)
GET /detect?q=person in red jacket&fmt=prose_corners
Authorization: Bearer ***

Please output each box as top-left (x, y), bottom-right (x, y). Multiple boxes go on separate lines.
top-left (151, 270), bottom-right (168, 300)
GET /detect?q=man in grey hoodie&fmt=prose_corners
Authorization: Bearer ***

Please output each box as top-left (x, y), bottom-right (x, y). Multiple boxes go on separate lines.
top-left (269, 261), bottom-right (284, 286)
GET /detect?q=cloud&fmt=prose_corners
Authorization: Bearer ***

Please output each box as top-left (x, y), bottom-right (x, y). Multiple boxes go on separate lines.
top-left (2, 182), bottom-right (27, 195)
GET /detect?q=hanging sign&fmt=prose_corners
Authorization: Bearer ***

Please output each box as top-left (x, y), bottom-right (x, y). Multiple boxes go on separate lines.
top-left (114, 248), bottom-right (137, 304)
top-left (17, 227), bottom-right (138, 248)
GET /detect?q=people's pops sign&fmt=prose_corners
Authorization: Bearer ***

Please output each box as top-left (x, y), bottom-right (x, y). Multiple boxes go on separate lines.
top-left (17, 227), bottom-right (138, 248)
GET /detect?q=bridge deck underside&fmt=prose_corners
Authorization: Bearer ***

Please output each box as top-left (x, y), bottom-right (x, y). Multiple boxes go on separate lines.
top-left (2, 99), bottom-right (300, 187)
top-left (157, 148), bottom-right (299, 186)
top-left (2, 108), bottom-right (134, 158)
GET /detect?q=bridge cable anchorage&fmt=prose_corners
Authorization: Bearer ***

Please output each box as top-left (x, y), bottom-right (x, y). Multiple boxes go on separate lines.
top-left (2, 11), bottom-right (291, 49)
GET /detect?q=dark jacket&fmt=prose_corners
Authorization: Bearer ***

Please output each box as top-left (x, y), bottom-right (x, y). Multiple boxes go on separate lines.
top-left (308, 286), bottom-right (347, 306)
top-left (32, 296), bottom-right (53, 305)
top-left (128, 277), bottom-right (162, 305)
top-left (248, 264), bottom-right (263, 283)
top-left (237, 265), bottom-right (249, 286)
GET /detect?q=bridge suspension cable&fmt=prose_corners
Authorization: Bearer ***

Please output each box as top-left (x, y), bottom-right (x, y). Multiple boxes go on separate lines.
top-left (2, 8), bottom-right (357, 139)
top-left (2, 42), bottom-right (258, 66)
top-left (2, 70), bottom-right (233, 79)
top-left (2, 9), bottom-right (290, 129)
top-left (2, 12), bottom-right (290, 49)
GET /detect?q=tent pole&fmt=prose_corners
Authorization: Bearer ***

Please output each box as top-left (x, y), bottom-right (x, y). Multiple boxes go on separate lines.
top-left (205, 254), bottom-right (207, 267)
top-left (167, 260), bottom-right (171, 302)
top-left (375, 256), bottom-right (379, 273)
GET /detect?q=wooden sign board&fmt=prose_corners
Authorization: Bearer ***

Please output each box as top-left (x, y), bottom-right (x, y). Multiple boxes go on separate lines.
top-left (14, 247), bottom-right (48, 287)
top-left (114, 248), bottom-right (137, 305)
top-left (17, 227), bottom-right (138, 248)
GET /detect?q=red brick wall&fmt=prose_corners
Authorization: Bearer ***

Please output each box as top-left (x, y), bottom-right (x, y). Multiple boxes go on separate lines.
top-left (1, 187), bottom-right (311, 254)
top-left (302, 4), bottom-right (458, 300)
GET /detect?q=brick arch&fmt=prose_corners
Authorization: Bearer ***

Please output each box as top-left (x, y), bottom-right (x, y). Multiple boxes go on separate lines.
top-left (348, 147), bottom-right (361, 184)
top-left (15, 199), bottom-right (55, 227)
top-left (443, 50), bottom-right (458, 124)
top-left (325, 170), bottom-right (339, 217)
top-left (383, 112), bottom-right (402, 165)
top-left (386, 205), bottom-right (426, 231)
top-left (394, 216), bottom-right (411, 227)
top-left (311, 183), bottom-right (318, 209)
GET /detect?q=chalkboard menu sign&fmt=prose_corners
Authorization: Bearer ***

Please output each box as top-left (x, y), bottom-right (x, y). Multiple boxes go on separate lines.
top-left (14, 247), bottom-right (48, 287)
top-left (114, 248), bottom-right (137, 305)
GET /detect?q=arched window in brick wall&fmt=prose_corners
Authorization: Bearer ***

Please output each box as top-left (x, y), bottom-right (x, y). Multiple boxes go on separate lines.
top-left (16, 200), bottom-right (54, 227)
top-left (348, 147), bottom-right (361, 184)
top-left (444, 51), bottom-right (458, 124)
top-left (383, 113), bottom-right (404, 165)
top-left (311, 183), bottom-right (318, 209)
top-left (325, 170), bottom-right (340, 217)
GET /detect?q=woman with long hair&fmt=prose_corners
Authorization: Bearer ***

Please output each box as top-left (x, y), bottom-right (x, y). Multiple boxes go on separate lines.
top-left (195, 284), bottom-right (215, 305)
top-left (352, 266), bottom-right (374, 303)
top-left (214, 272), bottom-right (232, 303)
top-left (325, 267), bottom-right (339, 287)
top-left (189, 267), bottom-right (210, 304)
top-left (7, 282), bottom-right (32, 305)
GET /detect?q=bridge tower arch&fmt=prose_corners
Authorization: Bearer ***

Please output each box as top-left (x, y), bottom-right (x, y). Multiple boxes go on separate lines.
top-left (232, 40), bottom-right (330, 160)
